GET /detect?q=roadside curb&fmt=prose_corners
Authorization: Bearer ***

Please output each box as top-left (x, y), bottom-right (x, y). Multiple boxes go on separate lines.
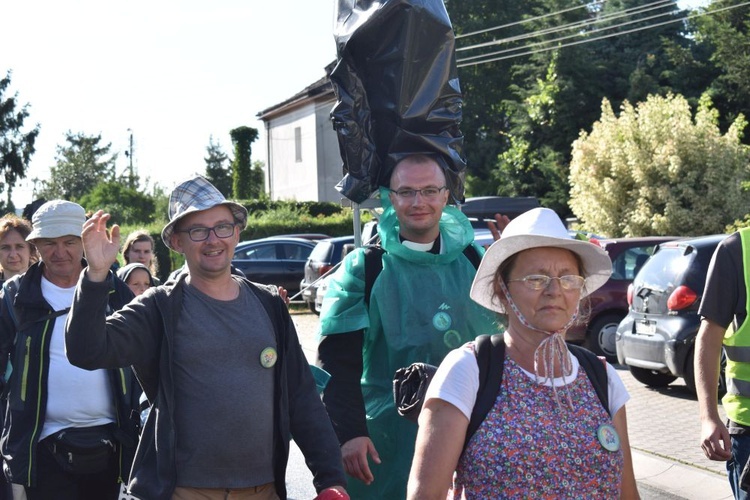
top-left (633, 449), bottom-right (733, 499)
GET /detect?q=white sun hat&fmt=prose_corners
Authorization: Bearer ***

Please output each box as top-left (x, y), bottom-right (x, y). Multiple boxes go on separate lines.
top-left (26, 200), bottom-right (86, 241)
top-left (470, 207), bottom-right (612, 313)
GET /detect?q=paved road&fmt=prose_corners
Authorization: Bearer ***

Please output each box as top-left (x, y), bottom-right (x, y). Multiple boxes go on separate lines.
top-left (618, 363), bottom-right (727, 477)
top-left (286, 311), bottom-right (732, 499)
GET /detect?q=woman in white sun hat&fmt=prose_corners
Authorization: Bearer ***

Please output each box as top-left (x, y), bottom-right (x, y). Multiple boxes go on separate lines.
top-left (407, 207), bottom-right (639, 499)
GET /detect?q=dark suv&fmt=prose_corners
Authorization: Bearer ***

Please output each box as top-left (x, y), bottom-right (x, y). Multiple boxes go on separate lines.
top-left (615, 234), bottom-right (726, 393)
top-left (300, 236), bottom-right (355, 313)
top-left (566, 236), bottom-right (679, 361)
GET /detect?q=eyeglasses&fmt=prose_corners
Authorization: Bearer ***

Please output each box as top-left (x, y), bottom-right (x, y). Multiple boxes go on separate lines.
top-left (388, 186), bottom-right (448, 199)
top-left (507, 274), bottom-right (586, 291)
top-left (177, 223), bottom-right (237, 242)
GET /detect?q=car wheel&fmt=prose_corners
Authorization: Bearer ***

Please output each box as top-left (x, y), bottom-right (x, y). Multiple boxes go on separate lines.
top-left (307, 301), bottom-right (317, 314)
top-left (585, 313), bottom-right (623, 362)
top-left (628, 366), bottom-right (677, 388)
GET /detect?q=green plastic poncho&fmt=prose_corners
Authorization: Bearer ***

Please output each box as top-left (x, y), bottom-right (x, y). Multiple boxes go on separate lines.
top-left (319, 191), bottom-right (498, 499)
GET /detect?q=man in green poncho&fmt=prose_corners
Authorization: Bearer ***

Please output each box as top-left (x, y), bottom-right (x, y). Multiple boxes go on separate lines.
top-left (317, 154), bottom-right (498, 499)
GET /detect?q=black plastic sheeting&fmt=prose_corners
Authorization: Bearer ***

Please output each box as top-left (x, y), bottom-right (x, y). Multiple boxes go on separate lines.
top-left (330, 0), bottom-right (467, 203)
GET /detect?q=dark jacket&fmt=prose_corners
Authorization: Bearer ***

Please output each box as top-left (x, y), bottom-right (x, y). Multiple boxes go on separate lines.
top-left (0, 261), bottom-right (139, 487)
top-left (66, 271), bottom-right (346, 500)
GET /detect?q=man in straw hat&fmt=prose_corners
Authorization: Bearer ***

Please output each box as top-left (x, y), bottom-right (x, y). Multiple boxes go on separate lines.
top-left (0, 200), bottom-right (139, 499)
top-left (65, 174), bottom-right (348, 500)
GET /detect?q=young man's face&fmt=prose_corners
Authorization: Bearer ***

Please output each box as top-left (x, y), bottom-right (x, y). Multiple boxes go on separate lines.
top-left (170, 205), bottom-right (239, 279)
top-left (389, 158), bottom-right (450, 243)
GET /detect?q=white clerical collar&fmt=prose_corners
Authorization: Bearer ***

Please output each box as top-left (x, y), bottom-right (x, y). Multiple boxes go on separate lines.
top-left (400, 234), bottom-right (443, 254)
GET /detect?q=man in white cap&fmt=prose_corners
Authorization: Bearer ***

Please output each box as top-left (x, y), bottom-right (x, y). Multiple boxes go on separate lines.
top-left (0, 200), bottom-right (139, 499)
top-left (65, 174), bottom-right (348, 500)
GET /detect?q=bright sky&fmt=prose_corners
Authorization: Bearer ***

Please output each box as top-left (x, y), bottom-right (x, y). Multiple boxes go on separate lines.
top-left (3, 0), bottom-right (708, 209)
top-left (2, 0), bottom-right (337, 208)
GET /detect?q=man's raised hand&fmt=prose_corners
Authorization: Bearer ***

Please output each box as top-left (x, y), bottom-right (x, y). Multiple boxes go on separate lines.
top-left (82, 210), bottom-right (121, 282)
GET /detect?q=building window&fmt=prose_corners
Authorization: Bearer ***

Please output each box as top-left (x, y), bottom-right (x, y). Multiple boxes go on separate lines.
top-left (295, 127), bottom-right (302, 162)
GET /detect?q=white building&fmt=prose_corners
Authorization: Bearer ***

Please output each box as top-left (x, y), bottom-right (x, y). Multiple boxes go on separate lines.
top-left (257, 64), bottom-right (342, 202)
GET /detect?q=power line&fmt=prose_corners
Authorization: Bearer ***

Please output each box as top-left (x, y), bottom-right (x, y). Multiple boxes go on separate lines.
top-left (457, 0), bottom-right (676, 53)
top-left (456, 1), bottom-right (749, 68)
top-left (455, 0), bottom-right (605, 40)
top-left (459, 2), bottom-right (684, 63)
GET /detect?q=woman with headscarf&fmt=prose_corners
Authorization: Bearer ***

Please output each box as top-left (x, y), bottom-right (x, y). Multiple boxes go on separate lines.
top-left (407, 208), bottom-right (639, 499)
top-left (117, 262), bottom-right (155, 297)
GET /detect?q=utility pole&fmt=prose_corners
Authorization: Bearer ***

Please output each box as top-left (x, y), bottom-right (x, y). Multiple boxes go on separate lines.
top-left (128, 129), bottom-right (134, 188)
top-left (125, 128), bottom-right (136, 189)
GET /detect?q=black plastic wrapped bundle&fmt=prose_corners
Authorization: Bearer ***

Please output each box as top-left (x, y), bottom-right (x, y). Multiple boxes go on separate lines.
top-left (393, 362), bottom-right (438, 423)
top-left (330, 0), bottom-right (466, 203)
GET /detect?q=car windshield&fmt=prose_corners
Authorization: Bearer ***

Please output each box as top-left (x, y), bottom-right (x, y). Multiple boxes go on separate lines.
top-left (310, 241), bottom-right (334, 262)
top-left (635, 246), bottom-right (693, 290)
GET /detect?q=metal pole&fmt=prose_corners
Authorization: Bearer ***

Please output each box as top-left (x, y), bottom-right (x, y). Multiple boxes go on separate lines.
top-left (129, 131), bottom-right (134, 188)
top-left (353, 202), bottom-right (362, 247)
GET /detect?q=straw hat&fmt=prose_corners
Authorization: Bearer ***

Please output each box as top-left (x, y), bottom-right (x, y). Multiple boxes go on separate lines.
top-left (470, 208), bottom-right (611, 313)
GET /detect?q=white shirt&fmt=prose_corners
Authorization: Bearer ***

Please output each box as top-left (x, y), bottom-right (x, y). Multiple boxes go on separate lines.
top-left (40, 276), bottom-right (115, 440)
top-left (425, 344), bottom-right (629, 420)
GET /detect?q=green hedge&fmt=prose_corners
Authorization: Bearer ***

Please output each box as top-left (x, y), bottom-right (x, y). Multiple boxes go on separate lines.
top-left (118, 206), bottom-right (369, 282)
top-left (240, 200), bottom-right (344, 218)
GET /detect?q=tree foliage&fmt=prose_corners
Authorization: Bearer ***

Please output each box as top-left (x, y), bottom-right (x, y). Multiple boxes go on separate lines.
top-left (78, 181), bottom-right (156, 226)
top-left (691, 1), bottom-right (750, 131)
top-left (452, 0), bottom-right (702, 214)
top-left (447, 0), bottom-right (536, 193)
top-left (0, 71), bottom-right (39, 213)
top-left (41, 132), bottom-right (117, 201)
top-left (569, 93), bottom-right (750, 237)
top-left (204, 136), bottom-right (232, 197)
top-left (249, 160), bottom-right (266, 200)
top-left (230, 126), bottom-right (258, 199)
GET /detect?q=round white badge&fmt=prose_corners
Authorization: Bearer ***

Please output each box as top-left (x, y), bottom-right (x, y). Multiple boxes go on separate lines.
top-left (597, 423), bottom-right (621, 452)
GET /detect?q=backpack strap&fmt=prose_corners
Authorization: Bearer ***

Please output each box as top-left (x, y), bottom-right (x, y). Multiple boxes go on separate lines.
top-left (461, 337), bottom-right (610, 455)
top-left (363, 243), bottom-right (482, 306)
top-left (363, 246), bottom-right (385, 307)
top-left (2, 280), bottom-right (19, 330)
top-left (568, 344), bottom-right (610, 416)
top-left (463, 333), bottom-right (505, 453)
top-left (462, 243), bottom-right (483, 269)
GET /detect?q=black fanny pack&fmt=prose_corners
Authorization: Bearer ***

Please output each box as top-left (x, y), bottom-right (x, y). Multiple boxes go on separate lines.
top-left (44, 424), bottom-right (117, 475)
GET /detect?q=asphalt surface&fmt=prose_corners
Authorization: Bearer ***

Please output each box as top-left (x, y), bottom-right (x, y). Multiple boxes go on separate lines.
top-left (287, 310), bottom-right (734, 499)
